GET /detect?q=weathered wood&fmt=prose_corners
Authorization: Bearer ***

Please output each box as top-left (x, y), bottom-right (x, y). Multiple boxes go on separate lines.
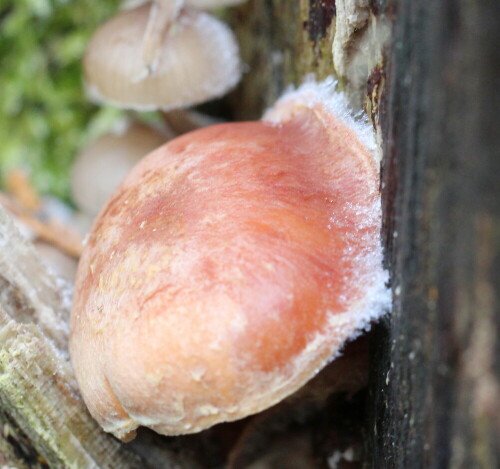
top-left (370, 0), bottom-right (500, 466)
top-left (0, 410), bottom-right (45, 469)
top-left (0, 206), bottom-right (147, 468)
top-left (0, 208), bottom-right (139, 467)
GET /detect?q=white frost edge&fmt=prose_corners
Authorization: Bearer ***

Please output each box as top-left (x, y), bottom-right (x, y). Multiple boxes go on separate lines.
top-left (263, 76), bottom-right (377, 158)
top-left (263, 76), bottom-right (392, 364)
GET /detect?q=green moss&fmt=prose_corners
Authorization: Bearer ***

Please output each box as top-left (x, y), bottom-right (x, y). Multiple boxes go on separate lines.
top-left (0, 0), bottom-right (123, 201)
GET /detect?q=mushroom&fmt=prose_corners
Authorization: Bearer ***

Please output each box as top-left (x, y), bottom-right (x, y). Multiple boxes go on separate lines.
top-left (84, 2), bottom-right (241, 111)
top-left (122, 0), bottom-right (247, 9)
top-left (70, 80), bottom-right (390, 440)
top-left (120, 0), bottom-right (244, 77)
top-left (226, 337), bottom-right (369, 469)
top-left (128, 0), bottom-right (246, 76)
top-left (71, 121), bottom-right (169, 217)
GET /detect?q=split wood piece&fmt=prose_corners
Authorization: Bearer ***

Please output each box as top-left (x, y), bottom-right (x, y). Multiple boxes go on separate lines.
top-left (0, 409), bottom-right (45, 469)
top-left (0, 203), bottom-right (72, 353)
top-left (16, 214), bottom-right (83, 259)
top-left (0, 308), bottom-right (148, 469)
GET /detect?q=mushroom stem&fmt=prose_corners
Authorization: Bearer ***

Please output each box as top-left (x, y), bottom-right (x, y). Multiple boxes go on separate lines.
top-left (161, 109), bottom-right (221, 135)
top-left (138, 0), bottom-right (183, 80)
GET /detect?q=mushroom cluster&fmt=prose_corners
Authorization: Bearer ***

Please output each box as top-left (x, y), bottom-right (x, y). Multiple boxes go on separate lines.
top-left (70, 80), bottom-right (390, 441)
top-left (72, 0), bottom-right (243, 220)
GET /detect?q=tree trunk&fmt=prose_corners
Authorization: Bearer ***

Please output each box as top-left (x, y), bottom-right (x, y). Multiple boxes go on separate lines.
top-left (370, 0), bottom-right (500, 466)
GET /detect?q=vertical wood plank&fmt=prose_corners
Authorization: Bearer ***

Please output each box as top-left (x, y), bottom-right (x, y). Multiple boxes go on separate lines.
top-left (371, 0), bottom-right (500, 466)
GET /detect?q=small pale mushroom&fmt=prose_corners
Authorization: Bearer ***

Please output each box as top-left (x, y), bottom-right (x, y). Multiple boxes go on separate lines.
top-left (71, 122), bottom-right (168, 217)
top-left (70, 80), bottom-right (390, 441)
top-left (84, 2), bottom-right (241, 111)
top-left (134, 0), bottom-right (246, 76)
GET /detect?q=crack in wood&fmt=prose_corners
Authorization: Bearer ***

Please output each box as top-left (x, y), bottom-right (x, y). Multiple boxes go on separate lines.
top-left (306, 0), bottom-right (336, 45)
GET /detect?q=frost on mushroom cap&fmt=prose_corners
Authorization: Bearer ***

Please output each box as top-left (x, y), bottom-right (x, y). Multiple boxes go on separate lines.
top-left (70, 80), bottom-right (390, 440)
top-left (71, 122), bottom-right (168, 217)
top-left (84, 4), bottom-right (241, 111)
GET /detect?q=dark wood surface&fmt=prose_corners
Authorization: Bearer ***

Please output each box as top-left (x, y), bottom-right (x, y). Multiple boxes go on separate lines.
top-left (371, 0), bottom-right (500, 467)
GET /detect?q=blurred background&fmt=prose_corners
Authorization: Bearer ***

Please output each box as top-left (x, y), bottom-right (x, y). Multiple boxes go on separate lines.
top-left (0, 0), bottom-right (141, 202)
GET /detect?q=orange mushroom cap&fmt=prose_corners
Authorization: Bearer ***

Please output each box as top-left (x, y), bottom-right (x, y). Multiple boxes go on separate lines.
top-left (70, 80), bottom-right (390, 440)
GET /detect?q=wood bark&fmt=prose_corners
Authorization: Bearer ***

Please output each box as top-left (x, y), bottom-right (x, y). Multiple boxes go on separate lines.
top-left (370, 0), bottom-right (500, 466)
top-left (0, 206), bottom-right (141, 468)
